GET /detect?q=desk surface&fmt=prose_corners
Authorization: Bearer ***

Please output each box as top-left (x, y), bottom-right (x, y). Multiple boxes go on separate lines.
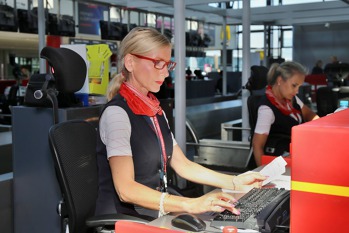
top-left (149, 168), bottom-right (291, 232)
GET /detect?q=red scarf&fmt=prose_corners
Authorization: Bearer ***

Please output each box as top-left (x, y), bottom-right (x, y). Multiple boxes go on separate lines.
top-left (265, 85), bottom-right (302, 122)
top-left (119, 82), bottom-right (163, 117)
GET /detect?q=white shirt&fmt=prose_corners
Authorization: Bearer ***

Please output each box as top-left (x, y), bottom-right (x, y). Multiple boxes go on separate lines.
top-left (100, 106), bottom-right (177, 159)
top-left (254, 96), bottom-right (304, 135)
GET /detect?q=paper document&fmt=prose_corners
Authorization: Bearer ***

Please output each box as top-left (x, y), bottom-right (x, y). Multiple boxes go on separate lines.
top-left (259, 156), bottom-right (287, 186)
top-left (268, 175), bottom-right (291, 190)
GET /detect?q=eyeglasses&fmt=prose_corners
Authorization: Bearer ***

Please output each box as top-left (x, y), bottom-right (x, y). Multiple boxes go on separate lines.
top-left (131, 53), bottom-right (176, 72)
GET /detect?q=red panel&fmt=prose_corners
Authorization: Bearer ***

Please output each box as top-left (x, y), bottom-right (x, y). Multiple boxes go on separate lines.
top-left (291, 109), bottom-right (349, 187)
top-left (304, 74), bottom-right (327, 86)
top-left (291, 109), bottom-right (349, 232)
top-left (115, 221), bottom-right (182, 232)
top-left (46, 35), bottom-right (61, 48)
top-left (290, 191), bottom-right (349, 233)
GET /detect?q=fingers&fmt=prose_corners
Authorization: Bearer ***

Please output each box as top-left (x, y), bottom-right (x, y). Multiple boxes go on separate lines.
top-left (241, 171), bottom-right (267, 180)
top-left (210, 197), bottom-right (240, 215)
top-left (236, 172), bottom-right (267, 186)
top-left (206, 193), bottom-right (240, 215)
top-left (254, 172), bottom-right (268, 181)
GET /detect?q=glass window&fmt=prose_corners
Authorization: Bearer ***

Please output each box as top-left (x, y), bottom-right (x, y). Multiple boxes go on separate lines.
top-left (251, 0), bottom-right (267, 7)
top-left (282, 0), bottom-right (334, 5)
top-left (251, 32), bottom-right (264, 49)
top-left (147, 13), bottom-right (156, 27)
top-left (282, 48), bottom-right (293, 61)
top-left (283, 30), bottom-right (293, 47)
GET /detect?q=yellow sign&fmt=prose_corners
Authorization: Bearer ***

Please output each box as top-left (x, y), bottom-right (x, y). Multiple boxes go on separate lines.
top-left (86, 44), bottom-right (112, 95)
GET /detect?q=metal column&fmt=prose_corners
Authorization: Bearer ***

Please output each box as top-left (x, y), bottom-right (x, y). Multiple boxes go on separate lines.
top-left (173, 0), bottom-right (186, 153)
top-left (222, 16), bottom-right (228, 96)
top-left (37, 0), bottom-right (46, 73)
top-left (242, 0), bottom-right (251, 141)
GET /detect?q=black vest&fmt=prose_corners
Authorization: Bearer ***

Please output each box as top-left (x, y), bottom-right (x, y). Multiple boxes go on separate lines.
top-left (258, 95), bottom-right (303, 156)
top-left (95, 94), bottom-right (173, 216)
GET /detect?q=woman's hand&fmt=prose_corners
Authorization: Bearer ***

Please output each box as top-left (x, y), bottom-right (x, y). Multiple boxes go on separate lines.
top-left (233, 172), bottom-right (267, 191)
top-left (184, 192), bottom-right (240, 215)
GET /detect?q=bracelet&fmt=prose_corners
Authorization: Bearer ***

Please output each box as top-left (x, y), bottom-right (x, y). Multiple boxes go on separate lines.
top-left (159, 192), bottom-right (169, 217)
top-left (232, 176), bottom-right (236, 190)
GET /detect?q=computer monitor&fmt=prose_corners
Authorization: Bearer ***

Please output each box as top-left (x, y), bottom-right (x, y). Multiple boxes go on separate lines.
top-left (0, 4), bottom-right (17, 32)
top-left (99, 20), bottom-right (126, 41)
top-left (17, 8), bottom-right (44, 34)
top-left (48, 13), bottom-right (76, 37)
top-left (338, 98), bottom-right (349, 108)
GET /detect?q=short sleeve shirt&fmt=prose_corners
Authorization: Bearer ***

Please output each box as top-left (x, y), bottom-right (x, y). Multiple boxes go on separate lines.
top-left (254, 96), bottom-right (304, 135)
top-left (100, 106), bottom-right (177, 159)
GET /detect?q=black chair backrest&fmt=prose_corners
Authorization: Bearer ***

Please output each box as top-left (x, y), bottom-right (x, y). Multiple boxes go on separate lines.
top-left (316, 86), bottom-right (338, 117)
top-left (245, 65), bottom-right (268, 93)
top-left (40, 46), bottom-right (87, 93)
top-left (247, 94), bottom-right (263, 136)
top-left (49, 120), bottom-right (98, 233)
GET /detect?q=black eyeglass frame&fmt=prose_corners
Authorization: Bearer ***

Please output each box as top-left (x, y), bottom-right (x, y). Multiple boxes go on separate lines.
top-left (130, 53), bottom-right (177, 71)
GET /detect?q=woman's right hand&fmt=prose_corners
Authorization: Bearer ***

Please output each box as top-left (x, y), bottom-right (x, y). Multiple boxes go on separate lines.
top-left (184, 191), bottom-right (240, 215)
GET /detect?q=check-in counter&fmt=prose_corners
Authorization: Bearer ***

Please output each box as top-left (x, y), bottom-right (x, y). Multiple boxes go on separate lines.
top-left (12, 105), bottom-right (102, 233)
top-left (290, 108), bottom-right (349, 233)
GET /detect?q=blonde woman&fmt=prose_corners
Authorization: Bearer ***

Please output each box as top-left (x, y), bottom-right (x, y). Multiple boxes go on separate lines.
top-left (96, 27), bottom-right (266, 219)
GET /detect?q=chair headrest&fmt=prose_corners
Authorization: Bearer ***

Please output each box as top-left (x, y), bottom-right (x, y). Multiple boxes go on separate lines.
top-left (40, 46), bottom-right (87, 93)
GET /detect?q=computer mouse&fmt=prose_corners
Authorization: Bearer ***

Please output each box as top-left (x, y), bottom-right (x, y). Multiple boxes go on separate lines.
top-left (171, 213), bottom-right (206, 232)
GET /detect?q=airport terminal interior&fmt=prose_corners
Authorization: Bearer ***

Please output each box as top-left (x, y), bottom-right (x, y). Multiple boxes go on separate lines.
top-left (1, 0), bottom-right (349, 233)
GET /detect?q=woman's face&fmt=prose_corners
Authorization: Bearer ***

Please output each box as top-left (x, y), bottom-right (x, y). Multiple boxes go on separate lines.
top-left (128, 46), bottom-right (172, 95)
top-left (278, 73), bottom-right (305, 101)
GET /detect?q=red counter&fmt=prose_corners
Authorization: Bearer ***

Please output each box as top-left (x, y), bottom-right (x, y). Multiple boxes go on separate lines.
top-left (290, 109), bottom-right (349, 233)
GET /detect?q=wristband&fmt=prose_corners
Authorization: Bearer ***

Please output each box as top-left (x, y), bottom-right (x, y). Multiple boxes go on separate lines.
top-left (159, 192), bottom-right (169, 217)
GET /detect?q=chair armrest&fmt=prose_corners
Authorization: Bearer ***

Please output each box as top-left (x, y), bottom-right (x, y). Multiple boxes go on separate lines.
top-left (86, 213), bottom-right (152, 229)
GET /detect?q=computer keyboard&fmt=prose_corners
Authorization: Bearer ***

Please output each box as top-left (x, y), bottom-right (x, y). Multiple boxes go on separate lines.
top-left (211, 188), bottom-right (290, 233)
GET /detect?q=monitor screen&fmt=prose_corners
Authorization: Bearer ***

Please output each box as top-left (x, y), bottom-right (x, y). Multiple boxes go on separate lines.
top-left (338, 98), bottom-right (349, 108)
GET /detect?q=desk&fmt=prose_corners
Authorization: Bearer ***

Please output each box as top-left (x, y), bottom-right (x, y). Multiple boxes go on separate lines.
top-left (149, 168), bottom-right (290, 232)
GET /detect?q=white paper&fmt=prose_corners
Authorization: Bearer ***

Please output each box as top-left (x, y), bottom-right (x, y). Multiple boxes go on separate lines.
top-left (267, 175), bottom-right (291, 190)
top-left (259, 156), bottom-right (287, 186)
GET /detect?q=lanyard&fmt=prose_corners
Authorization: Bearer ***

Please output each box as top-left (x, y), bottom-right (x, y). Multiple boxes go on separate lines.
top-left (153, 116), bottom-right (168, 174)
top-left (144, 115), bottom-right (168, 191)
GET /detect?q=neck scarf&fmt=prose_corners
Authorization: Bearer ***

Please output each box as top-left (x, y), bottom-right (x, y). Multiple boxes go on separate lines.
top-left (265, 85), bottom-right (302, 123)
top-left (119, 82), bottom-right (163, 117)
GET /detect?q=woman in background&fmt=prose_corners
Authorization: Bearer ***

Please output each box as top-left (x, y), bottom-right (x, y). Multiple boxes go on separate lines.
top-left (252, 61), bottom-right (319, 166)
top-left (311, 60), bottom-right (324, 74)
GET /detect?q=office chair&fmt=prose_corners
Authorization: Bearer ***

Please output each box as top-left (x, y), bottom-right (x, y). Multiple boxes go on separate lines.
top-left (49, 120), bottom-right (150, 233)
top-left (316, 86), bottom-right (337, 116)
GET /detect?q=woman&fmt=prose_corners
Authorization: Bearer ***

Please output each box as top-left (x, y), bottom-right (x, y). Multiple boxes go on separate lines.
top-left (252, 61), bottom-right (319, 166)
top-left (95, 27), bottom-right (266, 219)
top-left (311, 60), bottom-right (323, 74)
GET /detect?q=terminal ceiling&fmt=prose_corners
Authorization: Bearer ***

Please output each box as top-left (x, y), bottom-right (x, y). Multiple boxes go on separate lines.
top-left (87, 0), bottom-right (349, 26)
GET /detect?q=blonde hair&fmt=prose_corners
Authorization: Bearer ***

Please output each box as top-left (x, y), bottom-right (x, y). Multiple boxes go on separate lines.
top-left (107, 27), bottom-right (172, 100)
top-left (267, 61), bottom-right (308, 85)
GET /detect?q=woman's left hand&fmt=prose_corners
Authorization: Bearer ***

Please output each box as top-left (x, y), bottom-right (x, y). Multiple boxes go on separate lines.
top-left (233, 172), bottom-right (266, 190)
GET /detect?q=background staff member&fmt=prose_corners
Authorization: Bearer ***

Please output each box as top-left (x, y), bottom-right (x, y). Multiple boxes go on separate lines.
top-left (252, 61), bottom-right (319, 166)
top-left (95, 27), bottom-right (266, 219)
